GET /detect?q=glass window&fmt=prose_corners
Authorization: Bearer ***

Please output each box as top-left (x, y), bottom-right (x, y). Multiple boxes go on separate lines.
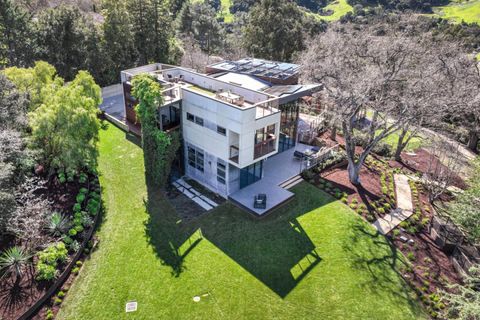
top-left (187, 145), bottom-right (204, 172)
top-left (195, 117), bottom-right (204, 126)
top-left (217, 126), bottom-right (226, 136)
top-left (217, 160), bottom-right (226, 184)
top-left (187, 113), bottom-right (194, 122)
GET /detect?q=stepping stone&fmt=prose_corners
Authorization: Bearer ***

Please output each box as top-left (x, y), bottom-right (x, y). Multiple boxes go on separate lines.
top-left (399, 236), bottom-right (408, 243)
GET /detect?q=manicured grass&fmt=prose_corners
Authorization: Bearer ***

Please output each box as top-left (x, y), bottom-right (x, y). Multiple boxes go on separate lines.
top-left (381, 131), bottom-right (425, 153)
top-left (430, 0), bottom-right (480, 24)
top-left (307, 0), bottom-right (353, 22)
top-left (57, 124), bottom-right (425, 320)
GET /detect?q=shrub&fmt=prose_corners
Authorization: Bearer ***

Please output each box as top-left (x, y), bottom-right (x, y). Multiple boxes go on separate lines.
top-left (381, 186), bottom-right (388, 195)
top-left (407, 252), bottom-right (415, 261)
top-left (83, 248), bottom-right (90, 255)
top-left (372, 141), bottom-right (392, 157)
top-left (399, 221), bottom-right (409, 229)
top-left (341, 197), bottom-right (348, 204)
top-left (68, 228), bottom-right (77, 237)
top-left (35, 262), bottom-right (57, 281)
top-left (383, 203), bottom-right (391, 210)
top-left (389, 192), bottom-right (396, 200)
top-left (45, 308), bottom-right (54, 320)
top-left (66, 170), bottom-right (75, 182)
top-left (76, 193), bottom-right (85, 204)
top-left (393, 229), bottom-right (401, 237)
top-left (424, 206), bottom-right (430, 213)
top-left (87, 199), bottom-right (99, 215)
top-left (46, 212), bottom-right (71, 237)
top-left (377, 208), bottom-right (385, 214)
top-left (62, 235), bottom-right (73, 245)
top-left (421, 218), bottom-right (430, 228)
top-left (76, 260), bottom-right (83, 267)
top-left (75, 225), bottom-right (84, 233)
top-left (73, 217), bottom-right (82, 226)
top-left (38, 242), bottom-right (68, 265)
top-left (58, 172), bottom-right (66, 184)
top-left (349, 203), bottom-right (357, 210)
top-left (366, 214), bottom-right (375, 222)
top-left (57, 290), bottom-right (65, 298)
top-left (54, 297), bottom-right (62, 305)
top-left (69, 240), bottom-right (80, 253)
top-left (72, 266), bottom-right (80, 275)
top-left (407, 225), bottom-right (418, 234)
top-left (78, 172), bottom-right (88, 184)
top-left (73, 203), bottom-right (81, 212)
top-left (335, 192), bottom-right (342, 199)
top-left (325, 182), bottom-right (332, 188)
top-left (82, 215), bottom-right (94, 228)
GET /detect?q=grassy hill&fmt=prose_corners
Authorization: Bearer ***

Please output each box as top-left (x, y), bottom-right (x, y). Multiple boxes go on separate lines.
top-left (430, 0), bottom-right (480, 24)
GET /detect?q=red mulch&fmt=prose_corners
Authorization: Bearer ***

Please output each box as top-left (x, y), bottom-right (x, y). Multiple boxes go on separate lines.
top-left (401, 149), bottom-right (468, 190)
top-left (320, 164), bottom-right (383, 205)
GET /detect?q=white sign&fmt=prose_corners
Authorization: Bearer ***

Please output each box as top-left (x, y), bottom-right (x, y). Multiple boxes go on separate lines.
top-left (126, 301), bottom-right (138, 312)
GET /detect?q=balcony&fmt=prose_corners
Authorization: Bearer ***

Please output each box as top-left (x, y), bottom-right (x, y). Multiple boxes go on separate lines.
top-left (254, 137), bottom-right (276, 159)
top-left (230, 144), bottom-right (239, 163)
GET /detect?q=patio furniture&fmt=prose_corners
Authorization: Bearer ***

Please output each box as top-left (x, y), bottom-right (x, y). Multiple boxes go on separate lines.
top-left (253, 193), bottom-right (267, 209)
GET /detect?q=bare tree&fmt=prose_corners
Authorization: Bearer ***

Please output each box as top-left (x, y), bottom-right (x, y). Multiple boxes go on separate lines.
top-left (299, 26), bottom-right (426, 184)
top-left (179, 35), bottom-right (223, 72)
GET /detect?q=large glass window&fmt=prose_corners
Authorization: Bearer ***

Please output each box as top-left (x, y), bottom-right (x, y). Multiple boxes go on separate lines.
top-left (240, 161), bottom-right (263, 189)
top-left (187, 146), bottom-right (204, 172)
top-left (278, 101), bottom-right (299, 152)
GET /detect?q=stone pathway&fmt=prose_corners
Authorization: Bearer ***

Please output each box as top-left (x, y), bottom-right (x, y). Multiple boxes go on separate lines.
top-left (172, 178), bottom-right (218, 211)
top-left (372, 174), bottom-right (414, 235)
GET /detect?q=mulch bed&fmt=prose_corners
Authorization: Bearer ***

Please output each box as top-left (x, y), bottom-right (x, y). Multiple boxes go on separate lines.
top-left (0, 173), bottom-right (97, 320)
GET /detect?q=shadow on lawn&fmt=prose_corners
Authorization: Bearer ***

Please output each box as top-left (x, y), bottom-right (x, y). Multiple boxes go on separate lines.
top-left (143, 181), bottom-right (332, 297)
top-left (341, 219), bottom-right (424, 315)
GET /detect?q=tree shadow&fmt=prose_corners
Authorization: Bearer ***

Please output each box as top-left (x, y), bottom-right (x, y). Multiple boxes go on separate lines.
top-left (341, 219), bottom-right (424, 315)
top-left (143, 181), bottom-right (331, 297)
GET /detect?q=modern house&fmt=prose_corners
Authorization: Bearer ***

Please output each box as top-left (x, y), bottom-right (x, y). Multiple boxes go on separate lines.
top-left (120, 58), bottom-right (321, 215)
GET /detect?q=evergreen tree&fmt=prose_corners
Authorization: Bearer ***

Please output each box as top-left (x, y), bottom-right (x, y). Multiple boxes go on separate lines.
top-left (0, 0), bottom-right (34, 67)
top-left (127, 0), bottom-right (173, 65)
top-left (102, 0), bottom-right (138, 83)
top-left (243, 0), bottom-right (306, 61)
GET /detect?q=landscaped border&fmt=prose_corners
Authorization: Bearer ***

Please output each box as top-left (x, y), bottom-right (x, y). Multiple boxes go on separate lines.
top-left (17, 196), bottom-right (102, 320)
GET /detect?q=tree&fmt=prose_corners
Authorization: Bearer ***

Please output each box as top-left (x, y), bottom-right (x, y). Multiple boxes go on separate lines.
top-left (176, 2), bottom-right (225, 54)
top-left (30, 69), bottom-right (102, 174)
top-left (131, 74), bottom-right (180, 188)
top-left (102, 0), bottom-right (138, 84)
top-left (34, 5), bottom-right (94, 81)
top-left (243, 0), bottom-right (306, 61)
top-left (4, 60), bottom-right (63, 111)
top-left (299, 27), bottom-right (424, 184)
top-left (0, 0), bottom-right (34, 67)
top-left (127, 0), bottom-right (173, 65)
top-left (441, 265), bottom-right (480, 320)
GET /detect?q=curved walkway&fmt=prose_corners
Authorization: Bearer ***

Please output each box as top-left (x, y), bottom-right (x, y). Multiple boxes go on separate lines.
top-left (372, 174), bottom-right (414, 235)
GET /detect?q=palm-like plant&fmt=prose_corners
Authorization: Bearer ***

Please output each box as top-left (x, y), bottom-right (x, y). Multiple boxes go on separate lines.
top-left (46, 212), bottom-right (71, 237)
top-left (0, 246), bottom-right (31, 283)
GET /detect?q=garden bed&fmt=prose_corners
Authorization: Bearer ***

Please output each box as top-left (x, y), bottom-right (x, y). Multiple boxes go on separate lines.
top-left (0, 172), bottom-right (101, 320)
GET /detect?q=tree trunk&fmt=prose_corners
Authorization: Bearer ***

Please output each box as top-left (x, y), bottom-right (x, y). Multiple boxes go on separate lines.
top-left (467, 131), bottom-right (479, 153)
top-left (330, 126), bottom-right (337, 141)
top-left (394, 130), bottom-right (407, 162)
top-left (347, 161), bottom-right (361, 185)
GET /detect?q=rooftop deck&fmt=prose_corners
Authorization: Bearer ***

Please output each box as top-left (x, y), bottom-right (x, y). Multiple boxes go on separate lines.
top-left (229, 143), bottom-right (313, 216)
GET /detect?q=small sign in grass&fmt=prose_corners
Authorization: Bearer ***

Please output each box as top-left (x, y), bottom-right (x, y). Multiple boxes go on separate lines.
top-left (125, 301), bottom-right (137, 313)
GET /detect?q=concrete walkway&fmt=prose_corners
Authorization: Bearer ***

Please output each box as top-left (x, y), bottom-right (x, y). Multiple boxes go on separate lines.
top-left (172, 178), bottom-right (218, 211)
top-left (372, 174), bottom-right (414, 235)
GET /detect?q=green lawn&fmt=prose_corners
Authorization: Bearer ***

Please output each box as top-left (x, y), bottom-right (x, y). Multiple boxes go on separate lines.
top-left (307, 0), bottom-right (353, 22)
top-left (57, 124), bottom-right (425, 320)
top-left (381, 131), bottom-right (424, 153)
top-left (219, 0), bottom-right (234, 23)
top-left (430, 0), bottom-right (480, 24)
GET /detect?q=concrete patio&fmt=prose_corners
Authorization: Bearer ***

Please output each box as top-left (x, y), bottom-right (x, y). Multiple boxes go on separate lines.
top-left (229, 143), bottom-right (313, 216)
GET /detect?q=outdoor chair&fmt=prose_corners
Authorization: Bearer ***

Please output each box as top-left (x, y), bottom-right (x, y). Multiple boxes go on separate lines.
top-left (253, 193), bottom-right (267, 209)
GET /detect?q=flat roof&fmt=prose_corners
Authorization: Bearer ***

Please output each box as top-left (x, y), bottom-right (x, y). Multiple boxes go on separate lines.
top-left (209, 58), bottom-right (300, 81)
top-left (214, 72), bottom-right (271, 91)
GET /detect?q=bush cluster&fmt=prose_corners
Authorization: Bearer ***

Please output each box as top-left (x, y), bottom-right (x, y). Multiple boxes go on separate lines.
top-left (36, 242), bottom-right (68, 281)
